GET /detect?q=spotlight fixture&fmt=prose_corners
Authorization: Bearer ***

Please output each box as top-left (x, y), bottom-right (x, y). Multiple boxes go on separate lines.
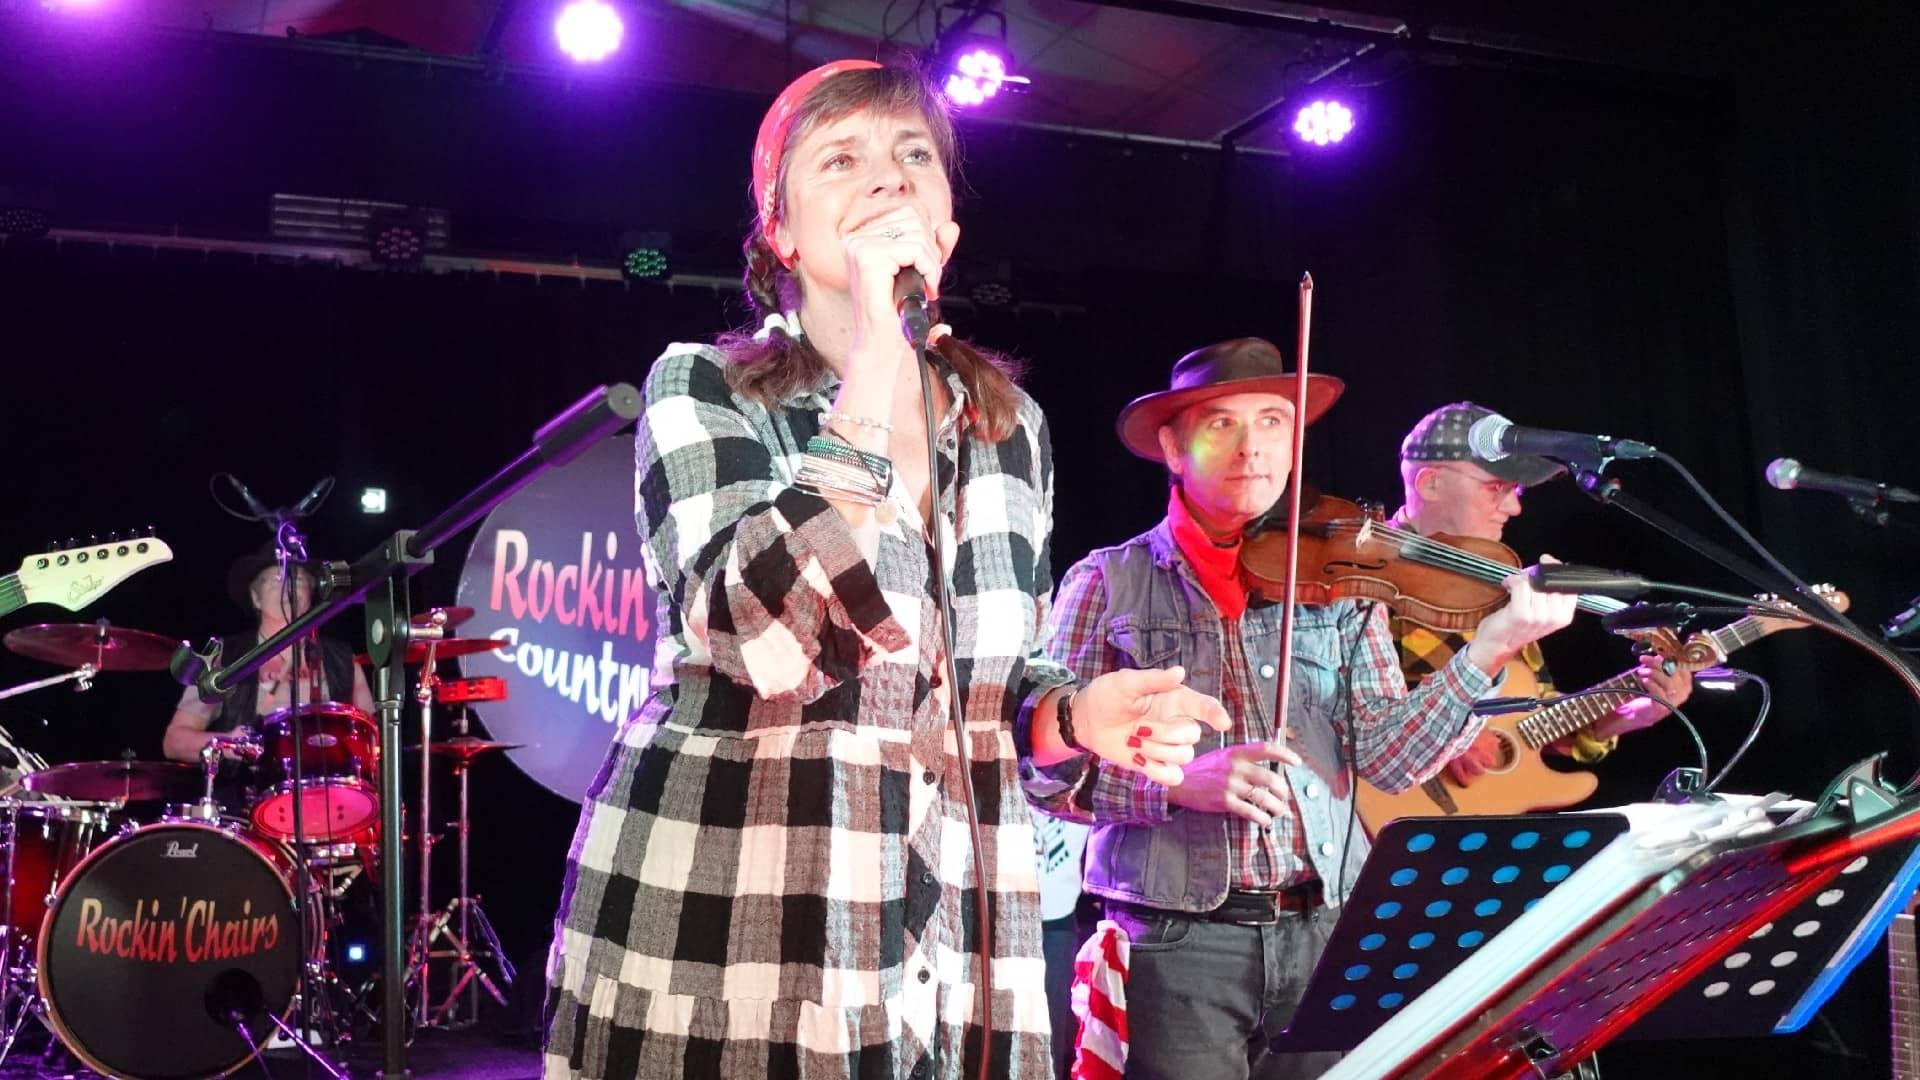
top-left (359, 487), bottom-right (388, 515)
top-left (556, 0), bottom-right (624, 63)
top-left (623, 248), bottom-right (668, 279)
top-left (932, 5), bottom-right (1029, 109)
top-left (367, 208), bottom-right (430, 267)
top-left (0, 207), bottom-right (50, 238)
top-left (1292, 99), bottom-right (1356, 147)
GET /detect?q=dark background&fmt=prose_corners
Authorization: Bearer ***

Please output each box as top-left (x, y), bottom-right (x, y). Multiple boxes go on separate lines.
top-left (3, 5), bottom-right (1918, 1074)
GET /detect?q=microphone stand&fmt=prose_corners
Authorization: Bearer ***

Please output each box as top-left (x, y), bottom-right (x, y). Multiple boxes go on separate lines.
top-left (172, 383), bottom-right (642, 1079)
top-left (1561, 458), bottom-right (1920, 779)
top-left (900, 285), bottom-right (993, 1080)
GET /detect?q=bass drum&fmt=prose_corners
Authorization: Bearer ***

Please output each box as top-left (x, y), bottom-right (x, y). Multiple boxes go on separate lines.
top-left (37, 822), bottom-right (310, 1080)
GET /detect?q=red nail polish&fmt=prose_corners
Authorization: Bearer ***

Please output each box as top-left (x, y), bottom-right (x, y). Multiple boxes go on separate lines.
top-left (1135, 725), bottom-right (1153, 738)
top-left (1125, 736), bottom-right (1142, 748)
top-left (1132, 753), bottom-right (1147, 766)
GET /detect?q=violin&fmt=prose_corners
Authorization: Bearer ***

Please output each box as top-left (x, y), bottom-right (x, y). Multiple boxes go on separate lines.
top-left (1239, 492), bottom-right (1621, 632)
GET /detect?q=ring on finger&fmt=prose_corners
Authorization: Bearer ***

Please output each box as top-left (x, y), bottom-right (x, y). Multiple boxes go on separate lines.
top-left (881, 225), bottom-right (903, 240)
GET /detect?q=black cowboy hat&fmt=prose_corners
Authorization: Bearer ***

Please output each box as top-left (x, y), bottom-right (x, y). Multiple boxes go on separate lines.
top-left (226, 544), bottom-right (317, 610)
top-left (1115, 338), bottom-right (1345, 462)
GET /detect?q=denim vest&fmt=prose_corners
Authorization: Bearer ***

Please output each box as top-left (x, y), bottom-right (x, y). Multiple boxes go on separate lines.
top-left (1081, 522), bottom-right (1371, 912)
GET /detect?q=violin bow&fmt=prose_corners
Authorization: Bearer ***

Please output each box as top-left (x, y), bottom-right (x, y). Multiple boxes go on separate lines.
top-left (1273, 272), bottom-right (1313, 752)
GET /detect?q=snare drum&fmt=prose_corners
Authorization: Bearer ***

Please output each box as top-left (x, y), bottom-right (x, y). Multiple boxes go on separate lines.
top-left (38, 821), bottom-right (314, 1080)
top-left (251, 701), bottom-right (379, 842)
top-left (0, 798), bottom-right (113, 944)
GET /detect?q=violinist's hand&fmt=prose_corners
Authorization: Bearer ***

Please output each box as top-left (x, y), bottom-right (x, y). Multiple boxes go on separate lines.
top-left (1168, 740), bottom-right (1304, 826)
top-left (1073, 666), bottom-right (1233, 788)
top-left (1465, 555), bottom-right (1579, 675)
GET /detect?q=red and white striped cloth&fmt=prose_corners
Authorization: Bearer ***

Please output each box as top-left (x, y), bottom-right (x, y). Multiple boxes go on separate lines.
top-left (1070, 919), bottom-right (1131, 1080)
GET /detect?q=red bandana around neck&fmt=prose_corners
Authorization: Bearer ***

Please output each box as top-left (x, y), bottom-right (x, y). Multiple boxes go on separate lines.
top-left (1167, 489), bottom-right (1249, 621)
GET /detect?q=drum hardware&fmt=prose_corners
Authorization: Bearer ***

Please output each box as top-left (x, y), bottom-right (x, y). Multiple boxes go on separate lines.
top-left (3, 621), bottom-right (182, 673)
top-left (407, 733), bottom-right (520, 1028)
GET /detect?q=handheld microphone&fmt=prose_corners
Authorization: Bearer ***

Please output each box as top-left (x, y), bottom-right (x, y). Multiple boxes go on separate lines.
top-left (1467, 414), bottom-right (1657, 465)
top-left (895, 268), bottom-right (931, 347)
top-left (1764, 458), bottom-right (1920, 503)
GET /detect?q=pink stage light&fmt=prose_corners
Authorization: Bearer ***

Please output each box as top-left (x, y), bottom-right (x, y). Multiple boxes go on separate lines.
top-left (1293, 100), bottom-right (1355, 146)
top-left (944, 48), bottom-right (1009, 108)
top-left (555, 0), bottom-right (624, 63)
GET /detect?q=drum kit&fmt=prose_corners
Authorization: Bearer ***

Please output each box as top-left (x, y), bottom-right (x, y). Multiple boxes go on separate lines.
top-left (0, 608), bottom-right (520, 1079)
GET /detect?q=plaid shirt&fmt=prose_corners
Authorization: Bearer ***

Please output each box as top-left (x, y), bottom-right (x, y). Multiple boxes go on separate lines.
top-left (544, 345), bottom-right (1075, 1079)
top-left (1040, 528), bottom-right (1492, 894)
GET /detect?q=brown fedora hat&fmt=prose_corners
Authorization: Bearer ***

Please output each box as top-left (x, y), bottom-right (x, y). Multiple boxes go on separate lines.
top-left (1116, 337), bottom-right (1344, 462)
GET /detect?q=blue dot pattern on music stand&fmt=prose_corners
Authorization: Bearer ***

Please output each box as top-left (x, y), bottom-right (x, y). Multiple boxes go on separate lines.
top-left (1269, 814), bottom-right (1632, 1054)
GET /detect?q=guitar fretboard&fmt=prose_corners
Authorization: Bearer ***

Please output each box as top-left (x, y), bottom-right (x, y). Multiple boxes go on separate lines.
top-left (0, 573), bottom-right (22, 618)
top-left (1894, 909), bottom-right (1919, 1080)
top-left (1514, 616), bottom-right (1757, 748)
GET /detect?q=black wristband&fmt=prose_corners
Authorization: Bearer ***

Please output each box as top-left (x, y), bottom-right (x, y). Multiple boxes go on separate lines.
top-left (1055, 688), bottom-right (1083, 752)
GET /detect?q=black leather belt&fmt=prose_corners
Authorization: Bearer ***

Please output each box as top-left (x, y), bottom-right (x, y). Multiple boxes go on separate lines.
top-left (1110, 883), bottom-right (1321, 927)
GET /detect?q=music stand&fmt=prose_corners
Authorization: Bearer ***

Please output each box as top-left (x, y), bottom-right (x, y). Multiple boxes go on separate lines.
top-left (1270, 814), bottom-right (1631, 1054)
top-left (1316, 793), bottom-right (1920, 1080)
top-left (1624, 830), bottom-right (1920, 1040)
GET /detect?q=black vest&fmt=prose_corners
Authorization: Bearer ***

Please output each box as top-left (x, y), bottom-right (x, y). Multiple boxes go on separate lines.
top-left (211, 629), bottom-right (357, 733)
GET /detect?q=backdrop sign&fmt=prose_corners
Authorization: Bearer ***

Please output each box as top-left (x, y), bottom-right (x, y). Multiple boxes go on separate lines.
top-left (454, 436), bottom-right (655, 803)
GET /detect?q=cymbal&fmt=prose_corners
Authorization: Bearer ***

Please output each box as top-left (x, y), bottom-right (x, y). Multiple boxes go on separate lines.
top-left (354, 636), bottom-right (508, 666)
top-left (410, 606), bottom-right (475, 631)
top-left (20, 760), bottom-right (201, 803)
top-left (3, 623), bottom-right (181, 672)
top-left (405, 736), bottom-right (523, 762)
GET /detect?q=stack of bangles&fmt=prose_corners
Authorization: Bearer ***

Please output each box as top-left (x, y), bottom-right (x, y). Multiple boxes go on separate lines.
top-left (795, 433), bottom-right (892, 506)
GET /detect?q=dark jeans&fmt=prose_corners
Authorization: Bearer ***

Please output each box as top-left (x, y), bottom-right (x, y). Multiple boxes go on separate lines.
top-left (1042, 913), bottom-right (1082, 1080)
top-left (1106, 903), bottom-right (1342, 1080)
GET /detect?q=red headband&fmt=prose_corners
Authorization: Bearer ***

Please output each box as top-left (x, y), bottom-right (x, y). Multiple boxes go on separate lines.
top-left (752, 59), bottom-right (883, 233)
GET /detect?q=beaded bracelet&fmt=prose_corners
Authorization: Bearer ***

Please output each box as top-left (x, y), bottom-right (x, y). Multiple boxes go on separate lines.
top-left (821, 410), bottom-right (895, 434)
top-left (806, 435), bottom-right (890, 486)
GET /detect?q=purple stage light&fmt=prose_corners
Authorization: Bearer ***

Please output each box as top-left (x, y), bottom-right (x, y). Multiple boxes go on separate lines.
top-left (556, 0), bottom-right (624, 63)
top-left (944, 48), bottom-right (1009, 108)
top-left (1293, 100), bottom-right (1355, 146)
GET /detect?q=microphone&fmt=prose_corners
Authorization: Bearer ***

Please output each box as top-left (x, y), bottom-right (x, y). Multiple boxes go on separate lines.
top-left (229, 475), bottom-right (275, 521)
top-left (1764, 458), bottom-right (1920, 504)
top-left (1525, 563), bottom-right (1653, 599)
top-left (1466, 413), bottom-right (1657, 465)
top-left (1599, 602), bottom-right (1751, 633)
top-left (1471, 696), bottom-right (1548, 715)
top-left (290, 476), bottom-right (335, 518)
top-left (895, 268), bottom-right (931, 347)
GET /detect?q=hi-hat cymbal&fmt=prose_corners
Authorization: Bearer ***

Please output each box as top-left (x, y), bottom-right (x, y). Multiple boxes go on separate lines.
top-left (410, 606), bottom-right (475, 631)
top-left (405, 736), bottom-right (523, 763)
top-left (354, 636), bottom-right (508, 666)
top-left (20, 760), bottom-right (201, 802)
top-left (4, 623), bottom-right (181, 672)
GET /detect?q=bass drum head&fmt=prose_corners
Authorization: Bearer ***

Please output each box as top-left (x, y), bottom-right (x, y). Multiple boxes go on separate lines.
top-left (38, 822), bottom-right (303, 1080)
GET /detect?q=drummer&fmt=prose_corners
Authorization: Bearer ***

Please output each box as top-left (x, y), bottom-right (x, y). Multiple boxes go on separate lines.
top-left (163, 545), bottom-right (374, 767)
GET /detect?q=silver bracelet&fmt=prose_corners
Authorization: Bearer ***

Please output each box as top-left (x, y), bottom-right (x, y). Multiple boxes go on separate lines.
top-left (821, 410), bottom-right (895, 434)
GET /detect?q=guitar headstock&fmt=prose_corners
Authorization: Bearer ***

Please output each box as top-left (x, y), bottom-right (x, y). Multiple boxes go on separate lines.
top-left (1750, 583), bottom-right (1849, 635)
top-left (14, 534), bottom-right (173, 612)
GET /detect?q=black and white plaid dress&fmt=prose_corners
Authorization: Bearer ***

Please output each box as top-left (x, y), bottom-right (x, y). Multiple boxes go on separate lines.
top-left (544, 343), bottom-right (1076, 1079)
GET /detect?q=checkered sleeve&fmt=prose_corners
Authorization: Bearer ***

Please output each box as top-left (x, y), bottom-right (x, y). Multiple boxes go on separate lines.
top-left (1031, 558), bottom-right (1174, 826)
top-left (1341, 600), bottom-right (1492, 793)
top-left (634, 345), bottom-right (911, 703)
top-left (1013, 409), bottom-right (1082, 746)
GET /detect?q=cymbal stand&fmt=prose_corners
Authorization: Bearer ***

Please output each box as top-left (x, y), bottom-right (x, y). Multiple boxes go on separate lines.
top-left (418, 718), bottom-right (515, 1027)
top-left (0, 662), bottom-right (96, 703)
top-left (404, 619), bottom-right (446, 1027)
